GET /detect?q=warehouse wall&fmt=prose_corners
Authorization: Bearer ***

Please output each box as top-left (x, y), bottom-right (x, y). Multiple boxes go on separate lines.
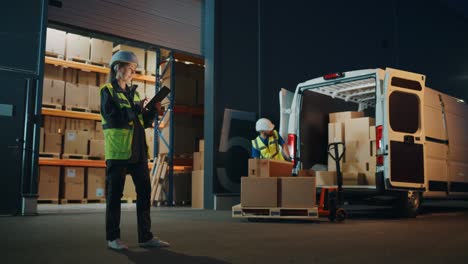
top-left (210, 0), bottom-right (468, 195)
top-left (48, 0), bottom-right (202, 55)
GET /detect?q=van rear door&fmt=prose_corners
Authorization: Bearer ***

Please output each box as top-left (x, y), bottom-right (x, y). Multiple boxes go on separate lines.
top-left (383, 68), bottom-right (426, 190)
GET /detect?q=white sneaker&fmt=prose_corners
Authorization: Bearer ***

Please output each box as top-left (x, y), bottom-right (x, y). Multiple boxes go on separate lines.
top-left (139, 238), bottom-right (170, 248)
top-left (107, 239), bottom-right (129, 250)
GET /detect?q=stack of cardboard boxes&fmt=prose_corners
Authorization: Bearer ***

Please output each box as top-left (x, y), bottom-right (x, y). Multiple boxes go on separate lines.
top-left (241, 159), bottom-right (316, 209)
top-left (318, 111), bottom-right (376, 186)
top-left (38, 166), bottom-right (60, 201)
top-left (192, 139), bottom-right (205, 208)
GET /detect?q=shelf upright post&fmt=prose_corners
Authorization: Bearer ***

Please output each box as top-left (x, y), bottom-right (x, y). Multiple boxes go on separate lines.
top-left (167, 51), bottom-right (175, 206)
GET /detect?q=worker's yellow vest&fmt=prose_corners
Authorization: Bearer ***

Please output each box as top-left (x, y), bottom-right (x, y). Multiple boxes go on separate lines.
top-left (100, 83), bottom-right (145, 160)
top-left (251, 130), bottom-right (285, 161)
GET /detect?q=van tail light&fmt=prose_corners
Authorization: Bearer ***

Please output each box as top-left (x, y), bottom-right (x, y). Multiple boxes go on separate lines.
top-left (288, 134), bottom-right (297, 164)
top-left (376, 125), bottom-right (384, 166)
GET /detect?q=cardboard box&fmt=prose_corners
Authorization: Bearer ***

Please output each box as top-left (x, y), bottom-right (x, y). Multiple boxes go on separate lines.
top-left (329, 111), bottom-right (364, 123)
top-left (44, 64), bottom-right (64, 80)
top-left (113, 45), bottom-right (145, 72)
top-left (298, 169), bottom-right (316, 177)
top-left (192, 170), bottom-right (204, 208)
top-left (146, 50), bottom-right (156, 75)
top-left (316, 171), bottom-right (337, 186)
top-left (44, 133), bottom-right (62, 153)
top-left (66, 33), bottom-right (90, 61)
top-left (199, 139), bottom-right (205, 152)
top-left (280, 177), bottom-right (316, 208)
top-left (344, 117), bottom-right (375, 163)
top-left (241, 177), bottom-right (278, 207)
top-left (45, 28), bottom-right (66, 56)
top-left (65, 119), bottom-right (94, 134)
top-left (341, 172), bottom-right (367, 185)
top-left (369, 126), bottom-right (376, 140)
top-left (123, 175), bottom-right (136, 199)
top-left (63, 167), bottom-right (85, 199)
top-left (133, 81), bottom-right (146, 99)
top-left (248, 159), bottom-right (293, 177)
top-left (89, 140), bottom-right (105, 158)
top-left (38, 166), bottom-right (60, 200)
top-left (65, 83), bottom-right (89, 108)
top-left (193, 152), bottom-right (204, 171)
top-left (87, 168), bottom-right (106, 199)
top-left (64, 68), bottom-right (78, 83)
top-left (78, 71), bottom-right (97, 86)
top-left (42, 79), bottom-right (65, 106)
top-left (63, 130), bottom-right (89, 155)
top-left (43, 116), bottom-right (66, 134)
top-left (88, 85), bottom-right (100, 112)
top-left (90, 38), bottom-right (113, 65)
top-left (98, 73), bottom-right (108, 86)
top-left (64, 167), bottom-right (85, 183)
top-left (39, 128), bottom-right (44, 152)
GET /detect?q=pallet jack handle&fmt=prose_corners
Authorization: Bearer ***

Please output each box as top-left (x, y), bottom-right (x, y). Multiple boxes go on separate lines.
top-left (327, 142), bottom-right (346, 222)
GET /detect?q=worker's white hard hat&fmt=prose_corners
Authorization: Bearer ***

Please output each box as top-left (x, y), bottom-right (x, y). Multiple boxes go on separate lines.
top-left (109, 50), bottom-right (139, 68)
top-left (256, 118), bottom-right (274, 132)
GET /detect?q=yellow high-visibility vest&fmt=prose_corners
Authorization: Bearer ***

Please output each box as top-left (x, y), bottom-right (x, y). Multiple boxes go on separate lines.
top-left (251, 130), bottom-right (285, 161)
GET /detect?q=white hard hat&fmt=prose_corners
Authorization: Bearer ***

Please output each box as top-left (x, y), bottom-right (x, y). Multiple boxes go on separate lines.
top-left (109, 50), bottom-right (139, 67)
top-left (256, 118), bottom-right (274, 132)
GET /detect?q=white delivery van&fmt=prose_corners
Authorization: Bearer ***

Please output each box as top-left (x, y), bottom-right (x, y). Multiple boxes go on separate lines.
top-left (280, 68), bottom-right (468, 216)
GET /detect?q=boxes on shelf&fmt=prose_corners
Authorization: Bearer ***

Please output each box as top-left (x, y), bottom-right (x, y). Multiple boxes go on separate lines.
top-left (44, 133), bottom-right (62, 153)
top-left (191, 170), bottom-right (204, 208)
top-left (39, 128), bottom-right (44, 152)
top-left (64, 68), bottom-right (78, 84)
top-left (63, 130), bottom-right (89, 155)
top-left (146, 50), bottom-right (156, 75)
top-left (88, 85), bottom-right (100, 112)
top-left (199, 139), bottom-right (205, 152)
top-left (87, 168), bottom-right (106, 200)
top-left (329, 111), bottom-right (364, 123)
top-left (38, 166), bottom-right (60, 200)
top-left (65, 83), bottom-right (89, 109)
top-left (94, 121), bottom-right (104, 140)
top-left (98, 73), bottom-right (108, 86)
top-left (193, 152), bottom-right (204, 171)
top-left (113, 44), bottom-right (145, 73)
top-left (43, 116), bottom-right (66, 134)
top-left (280, 177), bottom-right (316, 208)
top-left (42, 79), bottom-right (65, 107)
top-left (44, 64), bottom-right (64, 81)
top-left (90, 38), bottom-right (113, 65)
top-left (65, 119), bottom-right (95, 134)
top-left (78, 71), bottom-right (97, 86)
top-left (63, 167), bottom-right (85, 200)
top-left (241, 177), bottom-right (278, 207)
top-left (145, 82), bottom-right (156, 99)
top-left (123, 175), bottom-right (136, 200)
top-left (66, 33), bottom-right (90, 62)
top-left (247, 159), bottom-right (293, 177)
top-left (45, 28), bottom-right (66, 57)
top-left (133, 81), bottom-right (146, 99)
top-left (89, 140), bottom-right (105, 158)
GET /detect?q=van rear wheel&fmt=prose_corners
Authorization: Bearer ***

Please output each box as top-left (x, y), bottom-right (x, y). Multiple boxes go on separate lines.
top-left (395, 191), bottom-right (422, 218)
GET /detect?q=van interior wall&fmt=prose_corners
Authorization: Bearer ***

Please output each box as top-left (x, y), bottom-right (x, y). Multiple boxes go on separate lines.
top-left (300, 91), bottom-right (374, 170)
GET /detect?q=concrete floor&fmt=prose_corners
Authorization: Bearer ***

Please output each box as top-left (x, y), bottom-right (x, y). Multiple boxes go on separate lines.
top-left (1, 201), bottom-right (468, 264)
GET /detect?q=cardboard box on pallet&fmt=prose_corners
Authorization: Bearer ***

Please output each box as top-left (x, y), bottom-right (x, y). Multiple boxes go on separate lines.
top-left (329, 111), bottom-right (364, 123)
top-left (39, 128), bottom-right (44, 152)
top-left (248, 159), bottom-right (293, 177)
top-left (87, 168), bottom-right (106, 200)
top-left (63, 167), bottom-right (85, 200)
top-left (123, 175), bottom-right (136, 200)
top-left (65, 119), bottom-right (94, 135)
top-left (241, 177), bottom-right (278, 207)
top-left (45, 28), bottom-right (66, 57)
top-left (113, 45), bottom-right (145, 73)
top-left (88, 85), bottom-right (101, 112)
top-left (66, 33), bottom-right (90, 61)
top-left (44, 133), bottom-right (62, 153)
top-left (44, 64), bottom-right (64, 81)
top-left (65, 83), bottom-right (89, 108)
top-left (63, 130), bottom-right (89, 155)
top-left (38, 166), bottom-right (60, 200)
top-left (146, 50), bottom-right (156, 75)
top-left (193, 152), bottom-right (204, 171)
top-left (192, 170), bottom-right (204, 208)
top-left (297, 169), bottom-right (316, 177)
top-left (280, 177), bottom-right (316, 208)
top-left (344, 117), bottom-right (375, 163)
top-left (199, 139), bottom-right (205, 152)
top-left (43, 116), bottom-right (66, 134)
top-left (78, 71), bottom-right (97, 86)
top-left (43, 79), bottom-right (65, 106)
top-left (315, 171), bottom-right (337, 186)
top-left (90, 38), bottom-right (113, 65)
top-left (64, 68), bottom-right (78, 83)
top-left (95, 121), bottom-right (103, 139)
top-left (98, 73), bottom-right (108, 86)
top-left (89, 140), bottom-right (105, 158)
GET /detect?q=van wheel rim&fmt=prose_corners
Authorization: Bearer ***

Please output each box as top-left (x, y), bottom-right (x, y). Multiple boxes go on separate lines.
top-left (408, 191), bottom-right (420, 208)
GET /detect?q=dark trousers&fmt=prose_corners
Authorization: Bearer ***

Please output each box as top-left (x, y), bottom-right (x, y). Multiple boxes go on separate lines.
top-left (105, 161), bottom-right (154, 243)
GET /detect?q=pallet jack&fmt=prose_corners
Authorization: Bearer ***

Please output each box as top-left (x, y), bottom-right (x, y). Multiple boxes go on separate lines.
top-left (318, 142), bottom-right (347, 222)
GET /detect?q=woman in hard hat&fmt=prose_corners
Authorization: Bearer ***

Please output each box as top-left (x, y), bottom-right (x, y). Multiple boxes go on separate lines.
top-left (101, 51), bottom-right (169, 250)
top-left (252, 118), bottom-right (292, 161)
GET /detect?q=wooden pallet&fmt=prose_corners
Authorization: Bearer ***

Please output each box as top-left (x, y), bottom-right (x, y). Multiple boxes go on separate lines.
top-left (42, 103), bottom-right (63, 110)
top-left (45, 53), bottom-right (64, 59)
top-left (62, 153), bottom-right (89, 160)
top-left (232, 204), bottom-right (319, 220)
top-left (89, 109), bottom-right (101, 114)
top-left (150, 154), bottom-right (168, 205)
top-left (86, 198), bottom-right (106, 204)
top-left (121, 198), bottom-right (136, 203)
top-left (66, 57), bottom-right (89, 64)
top-left (60, 199), bottom-right (87, 204)
top-left (39, 152), bottom-right (61, 159)
top-left (38, 199), bottom-right (59, 204)
top-left (88, 156), bottom-right (105, 161)
top-left (65, 105), bottom-right (91, 113)
top-left (146, 71), bottom-right (156, 76)
top-left (89, 61), bottom-right (109, 67)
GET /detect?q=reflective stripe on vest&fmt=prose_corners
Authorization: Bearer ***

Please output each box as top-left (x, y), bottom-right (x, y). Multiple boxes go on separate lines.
top-left (251, 130), bottom-right (285, 161)
top-left (100, 83), bottom-right (145, 160)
